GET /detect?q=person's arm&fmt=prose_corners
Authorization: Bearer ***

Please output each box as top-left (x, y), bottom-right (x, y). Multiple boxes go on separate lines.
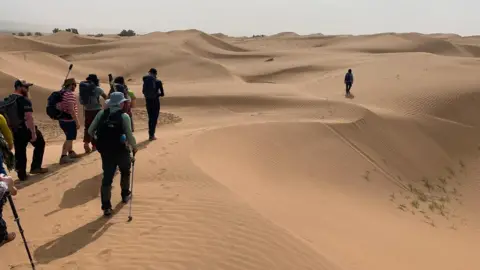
top-left (0, 175), bottom-right (17, 196)
top-left (0, 115), bottom-right (13, 149)
top-left (98, 87), bottom-right (107, 100)
top-left (88, 110), bottom-right (104, 138)
top-left (121, 113), bottom-right (137, 150)
top-left (22, 98), bottom-right (36, 139)
top-left (157, 80), bottom-right (164, 97)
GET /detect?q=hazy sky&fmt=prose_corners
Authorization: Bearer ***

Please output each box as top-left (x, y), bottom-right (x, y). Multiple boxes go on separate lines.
top-left (1, 0), bottom-right (478, 36)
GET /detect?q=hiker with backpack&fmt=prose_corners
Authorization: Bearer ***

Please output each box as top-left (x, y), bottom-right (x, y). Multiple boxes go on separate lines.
top-left (5, 80), bottom-right (48, 181)
top-left (0, 115), bottom-right (13, 176)
top-left (88, 91), bottom-right (138, 216)
top-left (56, 78), bottom-right (80, 164)
top-left (79, 74), bottom-right (107, 153)
top-left (113, 76), bottom-right (135, 132)
top-left (344, 69), bottom-right (354, 96)
top-left (0, 173), bottom-right (17, 246)
top-left (142, 68), bottom-right (164, 141)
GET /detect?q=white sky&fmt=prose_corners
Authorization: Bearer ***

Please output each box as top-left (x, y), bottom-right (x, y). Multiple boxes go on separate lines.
top-left (0, 0), bottom-right (478, 36)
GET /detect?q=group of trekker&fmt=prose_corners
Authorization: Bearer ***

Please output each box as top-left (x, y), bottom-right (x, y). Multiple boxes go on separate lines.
top-left (0, 68), bottom-right (165, 246)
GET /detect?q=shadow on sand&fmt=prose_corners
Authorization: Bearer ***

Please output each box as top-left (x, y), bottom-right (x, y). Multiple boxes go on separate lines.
top-left (43, 139), bottom-right (152, 217)
top-left (44, 173), bottom-right (104, 217)
top-left (14, 152), bottom-right (91, 190)
top-left (34, 202), bottom-right (125, 265)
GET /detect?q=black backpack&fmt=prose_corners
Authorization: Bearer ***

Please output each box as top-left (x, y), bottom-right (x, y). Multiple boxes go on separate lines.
top-left (79, 81), bottom-right (97, 105)
top-left (95, 108), bottom-right (127, 154)
top-left (46, 90), bottom-right (71, 120)
top-left (142, 74), bottom-right (158, 99)
top-left (0, 95), bottom-right (22, 130)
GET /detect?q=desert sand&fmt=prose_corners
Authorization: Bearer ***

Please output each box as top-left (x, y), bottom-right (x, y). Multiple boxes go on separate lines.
top-left (0, 30), bottom-right (479, 270)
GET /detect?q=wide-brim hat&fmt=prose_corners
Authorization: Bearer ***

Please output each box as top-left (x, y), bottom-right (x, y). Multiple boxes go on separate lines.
top-left (63, 78), bottom-right (77, 87)
top-left (106, 91), bottom-right (128, 106)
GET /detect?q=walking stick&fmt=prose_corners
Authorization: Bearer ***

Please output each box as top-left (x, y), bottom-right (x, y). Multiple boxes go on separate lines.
top-left (7, 194), bottom-right (36, 269)
top-left (127, 151), bottom-right (135, 222)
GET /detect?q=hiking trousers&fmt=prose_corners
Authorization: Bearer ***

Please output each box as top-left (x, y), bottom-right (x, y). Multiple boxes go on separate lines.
top-left (84, 109), bottom-right (101, 145)
top-left (100, 150), bottom-right (131, 210)
top-left (145, 98), bottom-right (160, 138)
top-left (0, 206), bottom-right (7, 242)
top-left (345, 83), bottom-right (352, 95)
top-left (13, 126), bottom-right (45, 180)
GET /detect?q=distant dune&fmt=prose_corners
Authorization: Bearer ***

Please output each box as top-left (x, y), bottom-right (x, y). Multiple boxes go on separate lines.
top-left (1, 29), bottom-right (480, 270)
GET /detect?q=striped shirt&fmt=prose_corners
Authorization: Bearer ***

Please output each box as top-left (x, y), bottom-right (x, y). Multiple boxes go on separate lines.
top-left (57, 90), bottom-right (78, 121)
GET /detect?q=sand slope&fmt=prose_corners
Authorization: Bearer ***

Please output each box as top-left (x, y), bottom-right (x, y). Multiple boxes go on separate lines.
top-left (0, 30), bottom-right (480, 270)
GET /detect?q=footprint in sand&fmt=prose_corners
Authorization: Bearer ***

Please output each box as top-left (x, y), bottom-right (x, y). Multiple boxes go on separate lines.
top-left (52, 223), bottom-right (61, 234)
top-left (97, 248), bottom-right (112, 261)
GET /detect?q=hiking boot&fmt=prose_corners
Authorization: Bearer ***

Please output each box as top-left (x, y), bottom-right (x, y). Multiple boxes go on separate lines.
top-left (0, 232), bottom-right (16, 246)
top-left (84, 144), bottom-right (92, 154)
top-left (68, 151), bottom-right (79, 158)
top-left (59, 155), bottom-right (74, 165)
top-left (149, 136), bottom-right (157, 141)
top-left (103, 208), bottom-right (113, 217)
top-left (30, 167), bottom-right (48, 174)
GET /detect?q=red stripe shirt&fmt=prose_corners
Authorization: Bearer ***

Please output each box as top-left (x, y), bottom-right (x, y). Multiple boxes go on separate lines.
top-left (57, 90), bottom-right (78, 120)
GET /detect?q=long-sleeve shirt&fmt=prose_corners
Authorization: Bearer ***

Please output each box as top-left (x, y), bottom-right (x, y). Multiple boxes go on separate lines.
top-left (0, 114), bottom-right (13, 148)
top-left (57, 90), bottom-right (78, 121)
top-left (88, 106), bottom-right (136, 148)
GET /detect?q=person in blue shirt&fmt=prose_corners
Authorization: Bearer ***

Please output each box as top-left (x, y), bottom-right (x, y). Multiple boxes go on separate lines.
top-left (344, 69), bottom-right (354, 96)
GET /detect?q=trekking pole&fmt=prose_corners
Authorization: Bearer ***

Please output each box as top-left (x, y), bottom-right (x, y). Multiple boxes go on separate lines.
top-left (7, 195), bottom-right (36, 269)
top-left (62, 64), bottom-right (73, 87)
top-left (127, 151), bottom-right (135, 222)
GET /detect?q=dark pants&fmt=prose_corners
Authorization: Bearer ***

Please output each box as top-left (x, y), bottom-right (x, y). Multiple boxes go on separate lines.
top-left (13, 126), bottom-right (45, 180)
top-left (0, 202), bottom-right (7, 242)
top-left (145, 98), bottom-right (160, 138)
top-left (346, 83), bottom-right (352, 95)
top-left (100, 151), bottom-right (131, 210)
top-left (84, 109), bottom-right (101, 144)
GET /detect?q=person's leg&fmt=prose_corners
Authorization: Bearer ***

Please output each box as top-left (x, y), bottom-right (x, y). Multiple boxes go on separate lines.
top-left (149, 98), bottom-right (160, 140)
top-left (59, 121), bottom-right (75, 164)
top-left (68, 121), bottom-right (77, 156)
top-left (13, 130), bottom-right (29, 180)
top-left (117, 150), bottom-right (132, 202)
top-left (0, 211), bottom-right (8, 242)
top-left (83, 109), bottom-right (99, 152)
top-left (145, 98), bottom-right (154, 138)
top-left (100, 153), bottom-right (117, 214)
top-left (30, 127), bottom-right (47, 173)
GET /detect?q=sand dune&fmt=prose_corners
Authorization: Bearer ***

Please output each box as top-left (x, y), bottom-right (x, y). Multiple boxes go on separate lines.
top-left (1, 29), bottom-right (480, 270)
top-left (35, 31), bottom-right (114, 45)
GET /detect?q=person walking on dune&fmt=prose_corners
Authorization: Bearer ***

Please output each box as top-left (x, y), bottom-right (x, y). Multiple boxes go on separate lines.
top-left (79, 74), bottom-right (107, 153)
top-left (142, 68), bottom-right (164, 141)
top-left (0, 174), bottom-right (17, 246)
top-left (88, 91), bottom-right (138, 217)
top-left (4, 80), bottom-right (48, 181)
top-left (344, 69), bottom-right (354, 96)
top-left (113, 76), bottom-right (136, 132)
top-left (57, 78), bottom-right (80, 164)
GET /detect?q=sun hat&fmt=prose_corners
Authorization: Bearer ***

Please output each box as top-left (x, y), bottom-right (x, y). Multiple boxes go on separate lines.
top-left (63, 78), bottom-right (77, 87)
top-left (106, 91), bottom-right (128, 107)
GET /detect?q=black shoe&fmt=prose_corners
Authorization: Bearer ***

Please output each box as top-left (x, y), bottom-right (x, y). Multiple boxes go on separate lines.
top-left (103, 208), bottom-right (113, 217)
